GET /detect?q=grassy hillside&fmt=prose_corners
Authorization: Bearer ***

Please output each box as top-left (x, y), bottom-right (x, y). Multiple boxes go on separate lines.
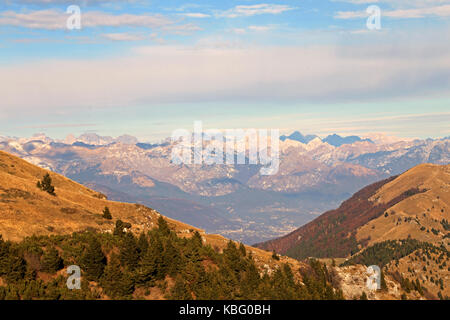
top-left (256, 164), bottom-right (450, 260)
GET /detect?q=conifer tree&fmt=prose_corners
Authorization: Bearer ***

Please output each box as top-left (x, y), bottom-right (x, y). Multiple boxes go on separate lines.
top-left (119, 232), bottom-right (140, 271)
top-left (102, 207), bottom-right (112, 220)
top-left (169, 276), bottom-right (192, 300)
top-left (239, 242), bottom-right (247, 257)
top-left (157, 216), bottom-right (171, 237)
top-left (41, 247), bottom-right (63, 274)
top-left (272, 250), bottom-right (280, 261)
top-left (163, 239), bottom-right (182, 277)
top-left (113, 220), bottom-right (131, 236)
top-left (4, 254), bottom-right (27, 283)
top-left (81, 237), bottom-right (106, 281)
top-left (37, 173), bottom-right (55, 196)
top-left (223, 241), bottom-right (243, 275)
top-left (101, 254), bottom-right (135, 299)
top-left (136, 235), bottom-right (165, 284)
top-left (191, 231), bottom-right (203, 247)
top-left (185, 232), bottom-right (203, 263)
top-left (137, 232), bottom-right (149, 255)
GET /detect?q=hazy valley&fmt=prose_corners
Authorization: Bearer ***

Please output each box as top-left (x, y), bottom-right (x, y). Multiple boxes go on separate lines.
top-left (1, 132), bottom-right (448, 244)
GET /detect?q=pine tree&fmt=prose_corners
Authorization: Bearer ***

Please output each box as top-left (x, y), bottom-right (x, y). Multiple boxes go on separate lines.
top-left (184, 232), bottom-right (203, 263)
top-left (4, 254), bottom-right (27, 283)
top-left (137, 232), bottom-right (149, 255)
top-left (41, 247), bottom-right (63, 274)
top-left (81, 237), bottom-right (106, 281)
top-left (163, 239), bottom-right (182, 277)
top-left (113, 220), bottom-right (132, 236)
top-left (136, 235), bottom-right (165, 284)
top-left (102, 207), bottom-right (112, 220)
top-left (101, 254), bottom-right (135, 299)
top-left (239, 243), bottom-right (247, 257)
top-left (169, 276), bottom-right (192, 300)
top-left (157, 216), bottom-right (171, 237)
top-left (119, 233), bottom-right (140, 271)
top-left (37, 173), bottom-right (55, 196)
top-left (241, 263), bottom-right (262, 299)
top-left (223, 241), bottom-right (243, 275)
top-left (272, 250), bottom-right (280, 261)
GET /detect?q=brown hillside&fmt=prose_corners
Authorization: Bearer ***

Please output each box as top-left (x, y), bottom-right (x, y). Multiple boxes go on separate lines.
top-left (356, 164), bottom-right (450, 248)
top-left (0, 150), bottom-right (301, 273)
top-left (257, 163), bottom-right (450, 260)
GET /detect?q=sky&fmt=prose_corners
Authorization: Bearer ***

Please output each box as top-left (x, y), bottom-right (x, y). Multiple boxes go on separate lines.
top-left (0, 0), bottom-right (449, 142)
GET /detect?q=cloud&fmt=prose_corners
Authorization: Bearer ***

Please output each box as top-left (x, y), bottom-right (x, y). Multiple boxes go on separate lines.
top-left (101, 32), bottom-right (148, 41)
top-left (0, 9), bottom-right (175, 30)
top-left (1, 37), bottom-right (450, 113)
top-left (3, 0), bottom-right (134, 4)
top-left (161, 23), bottom-right (202, 35)
top-left (248, 25), bottom-right (274, 32)
top-left (336, 4), bottom-right (450, 19)
top-left (334, 0), bottom-right (450, 5)
top-left (229, 25), bottom-right (274, 34)
top-left (216, 4), bottom-right (295, 18)
top-left (18, 123), bottom-right (97, 129)
top-left (230, 28), bottom-right (247, 34)
top-left (178, 13), bottom-right (211, 18)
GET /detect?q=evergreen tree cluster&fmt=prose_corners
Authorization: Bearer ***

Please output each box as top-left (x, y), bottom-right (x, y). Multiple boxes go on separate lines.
top-left (342, 239), bottom-right (449, 268)
top-left (0, 217), bottom-right (344, 300)
top-left (36, 173), bottom-right (55, 196)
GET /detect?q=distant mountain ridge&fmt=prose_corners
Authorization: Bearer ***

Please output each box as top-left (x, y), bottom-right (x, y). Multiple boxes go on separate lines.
top-left (0, 132), bottom-right (448, 244)
top-left (322, 134), bottom-right (373, 147)
top-left (280, 131), bottom-right (318, 144)
top-left (280, 132), bottom-right (374, 147)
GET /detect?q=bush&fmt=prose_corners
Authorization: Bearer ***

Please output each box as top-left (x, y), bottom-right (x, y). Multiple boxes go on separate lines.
top-left (37, 173), bottom-right (55, 196)
top-left (41, 247), bottom-right (63, 274)
top-left (102, 207), bottom-right (112, 220)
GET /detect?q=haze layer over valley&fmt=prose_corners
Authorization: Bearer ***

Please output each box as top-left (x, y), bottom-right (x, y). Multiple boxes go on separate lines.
top-left (1, 132), bottom-right (448, 244)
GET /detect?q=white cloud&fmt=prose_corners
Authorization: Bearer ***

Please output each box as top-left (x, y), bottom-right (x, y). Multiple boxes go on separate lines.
top-left (0, 9), bottom-right (175, 30)
top-left (6, 0), bottom-right (133, 4)
top-left (248, 25), bottom-right (274, 32)
top-left (336, 4), bottom-right (450, 18)
top-left (216, 4), bottom-right (295, 18)
top-left (230, 28), bottom-right (247, 34)
top-left (178, 13), bottom-right (211, 18)
top-left (1, 38), bottom-right (450, 113)
top-left (229, 25), bottom-right (274, 34)
top-left (161, 23), bottom-right (202, 35)
top-left (334, 0), bottom-right (450, 5)
top-left (101, 32), bottom-right (148, 41)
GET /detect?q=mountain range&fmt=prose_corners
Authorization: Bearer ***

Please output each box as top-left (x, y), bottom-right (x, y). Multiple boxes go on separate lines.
top-left (0, 132), bottom-right (448, 244)
top-left (1, 149), bottom-right (446, 300)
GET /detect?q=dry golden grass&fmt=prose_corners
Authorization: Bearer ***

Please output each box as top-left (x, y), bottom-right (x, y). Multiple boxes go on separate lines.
top-left (0, 150), bottom-right (303, 272)
top-left (357, 164), bottom-right (450, 249)
top-left (0, 150), bottom-right (191, 241)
